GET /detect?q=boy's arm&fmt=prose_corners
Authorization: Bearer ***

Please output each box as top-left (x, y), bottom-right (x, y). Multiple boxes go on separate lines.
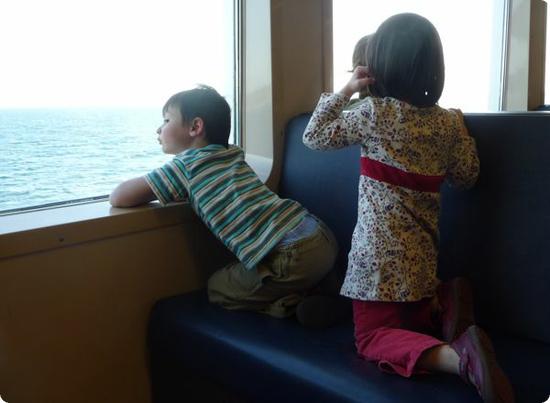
top-left (109, 177), bottom-right (157, 207)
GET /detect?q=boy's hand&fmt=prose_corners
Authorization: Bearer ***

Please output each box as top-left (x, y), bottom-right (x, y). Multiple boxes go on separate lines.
top-left (339, 66), bottom-right (375, 98)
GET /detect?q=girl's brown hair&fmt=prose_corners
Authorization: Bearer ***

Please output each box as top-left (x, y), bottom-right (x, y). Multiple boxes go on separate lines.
top-left (367, 13), bottom-right (444, 107)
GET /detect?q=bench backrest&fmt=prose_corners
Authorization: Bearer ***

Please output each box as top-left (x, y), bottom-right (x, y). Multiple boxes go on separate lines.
top-left (279, 112), bottom-right (550, 344)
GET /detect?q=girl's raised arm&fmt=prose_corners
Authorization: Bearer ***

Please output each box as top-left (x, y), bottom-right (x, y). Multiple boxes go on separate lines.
top-left (303, 67), bottom-right (375, 151)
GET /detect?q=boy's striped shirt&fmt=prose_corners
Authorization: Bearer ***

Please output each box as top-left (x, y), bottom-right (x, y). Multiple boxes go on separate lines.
top-left (145, 144), bottom-right (306, 270)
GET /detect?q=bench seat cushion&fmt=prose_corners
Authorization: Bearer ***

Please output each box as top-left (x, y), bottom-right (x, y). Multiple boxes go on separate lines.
top-left (149, 291), bottom-right (549, 403)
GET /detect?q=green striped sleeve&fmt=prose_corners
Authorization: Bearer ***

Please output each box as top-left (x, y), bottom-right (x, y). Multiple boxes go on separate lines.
top-left (145, 161), bottom-right (189, 205)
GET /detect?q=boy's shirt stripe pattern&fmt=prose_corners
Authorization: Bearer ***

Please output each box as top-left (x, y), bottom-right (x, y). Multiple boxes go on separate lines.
top-left (145, 144), bottom-right (306, 270)
top-left (303, 93), bottom-right (479, 302)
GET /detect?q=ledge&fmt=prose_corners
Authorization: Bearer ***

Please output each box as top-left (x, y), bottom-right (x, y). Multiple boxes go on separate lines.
top-left (0, 201), bottom-right (195, 260)
top-left (0, 152), bottom-right (273, 260)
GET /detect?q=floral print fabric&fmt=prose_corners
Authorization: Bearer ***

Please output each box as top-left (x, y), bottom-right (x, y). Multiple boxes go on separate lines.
top-left (303, 93), bottom-right (479, 301)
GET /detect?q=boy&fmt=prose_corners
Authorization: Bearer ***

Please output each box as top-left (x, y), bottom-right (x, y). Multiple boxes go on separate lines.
top-left (110, 85), bottom-right (338, 319)
top-left (351, 34), bottom-right (372, 101)
top-left (345, 34), bottom-right (373, 109)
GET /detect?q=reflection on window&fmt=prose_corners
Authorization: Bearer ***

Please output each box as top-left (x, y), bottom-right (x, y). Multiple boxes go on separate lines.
top-left (0, 0), bottom-right (236, 212)
top-left (333, 0), bottom-right (507, 112)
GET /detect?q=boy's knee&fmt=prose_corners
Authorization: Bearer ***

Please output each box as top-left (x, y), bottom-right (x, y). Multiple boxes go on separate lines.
top-left (207, 263), bottom-right (265, 305)
top-left (207, 268), bottom-right (233, 304)
top-left (207, 274), bottom-right (222, 302)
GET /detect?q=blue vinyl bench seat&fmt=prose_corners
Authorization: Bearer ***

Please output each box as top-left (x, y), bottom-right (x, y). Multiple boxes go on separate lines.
top-left (149, 113), bottom-right (550, 403)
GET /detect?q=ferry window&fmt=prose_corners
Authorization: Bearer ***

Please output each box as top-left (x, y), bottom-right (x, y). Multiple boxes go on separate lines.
top-left (0, 0), bottom-right (237, 213)
top-left (546, 0), bottom-right (550, 104)
top-left (333, 0), bottom-right (507, 112)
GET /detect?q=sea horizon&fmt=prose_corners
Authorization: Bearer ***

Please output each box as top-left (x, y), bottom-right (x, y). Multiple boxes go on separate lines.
top-left (0, 107), bottom-right (170, 212)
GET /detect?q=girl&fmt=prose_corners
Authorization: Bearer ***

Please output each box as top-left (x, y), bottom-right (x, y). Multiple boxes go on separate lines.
top-left (303, 13), bottom-right (514, 403)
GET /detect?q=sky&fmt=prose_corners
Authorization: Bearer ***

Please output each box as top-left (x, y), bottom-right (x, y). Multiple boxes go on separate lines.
top-left (1, 0), bottom-right (548, 110)
top-left (0, 0), bottom-right (234, 108)
top-left (333, 0), bottom-right (501, 111)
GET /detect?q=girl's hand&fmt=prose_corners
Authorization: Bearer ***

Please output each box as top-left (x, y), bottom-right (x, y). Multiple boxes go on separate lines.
top-left (339, 66), bottom-right (375, 98)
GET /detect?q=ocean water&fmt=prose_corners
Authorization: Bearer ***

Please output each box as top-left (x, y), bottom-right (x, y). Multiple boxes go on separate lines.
top-left (0, 108), bottom-right (171, 212)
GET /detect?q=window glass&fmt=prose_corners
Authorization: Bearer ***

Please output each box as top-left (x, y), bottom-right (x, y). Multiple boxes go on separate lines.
top-left (546, 0), bottom-right (550, 104)
top-left (333, 0), bottom-right (506, 112)
top-left (0, 0), bottom-right (236, 212)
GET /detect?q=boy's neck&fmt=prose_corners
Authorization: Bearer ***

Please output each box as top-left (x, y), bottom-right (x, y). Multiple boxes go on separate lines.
top-left (175, 138), bottom-right (212, 155)
top-left (190, 138), bottom-right (210, 149)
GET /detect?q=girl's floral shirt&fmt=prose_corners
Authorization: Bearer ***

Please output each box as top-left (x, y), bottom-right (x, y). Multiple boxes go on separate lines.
top-left (303, 93), bottom-right (479, 302)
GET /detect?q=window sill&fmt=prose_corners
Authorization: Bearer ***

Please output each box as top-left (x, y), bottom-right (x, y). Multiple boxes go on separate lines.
top-left (0, 152), bottom-right (271, 260)
top-left (0, 200), bottom-right (194, 260)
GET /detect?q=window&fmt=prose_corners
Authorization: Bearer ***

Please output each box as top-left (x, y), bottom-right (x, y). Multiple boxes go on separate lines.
top-left (0, 0), bottom-right (237, 213)
top-left (545, 0), bottom-right (550, 104)
top-left (333, 0), bottom-right (507, 112)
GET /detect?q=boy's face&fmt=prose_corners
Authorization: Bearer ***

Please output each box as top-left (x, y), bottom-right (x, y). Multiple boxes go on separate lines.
top-left (156, 106), bottom-right (192, 154)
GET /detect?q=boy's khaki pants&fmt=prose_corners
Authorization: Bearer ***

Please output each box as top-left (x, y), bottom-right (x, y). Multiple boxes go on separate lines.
top-left (207, 221), bottom-right (338, 318)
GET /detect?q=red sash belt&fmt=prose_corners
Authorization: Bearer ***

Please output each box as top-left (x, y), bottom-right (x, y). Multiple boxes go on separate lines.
top-left (360, 156), bottom-right (444, 193)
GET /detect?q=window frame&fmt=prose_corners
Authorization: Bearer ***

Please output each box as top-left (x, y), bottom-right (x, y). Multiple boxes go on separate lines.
top-left (0, 0), bottom-right (241, 215)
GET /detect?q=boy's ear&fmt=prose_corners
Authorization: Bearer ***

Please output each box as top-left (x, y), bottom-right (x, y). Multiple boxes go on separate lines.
top-left (189, 117), bottom-right (205, 137)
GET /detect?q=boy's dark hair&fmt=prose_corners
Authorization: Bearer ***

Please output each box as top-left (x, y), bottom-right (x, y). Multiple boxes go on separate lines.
top-left (366, 13), bottom-right (444, 107)
top-left (163, 85), bottom-right (231, 147)
top-left (352, 34), bottom-right (372, 70)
